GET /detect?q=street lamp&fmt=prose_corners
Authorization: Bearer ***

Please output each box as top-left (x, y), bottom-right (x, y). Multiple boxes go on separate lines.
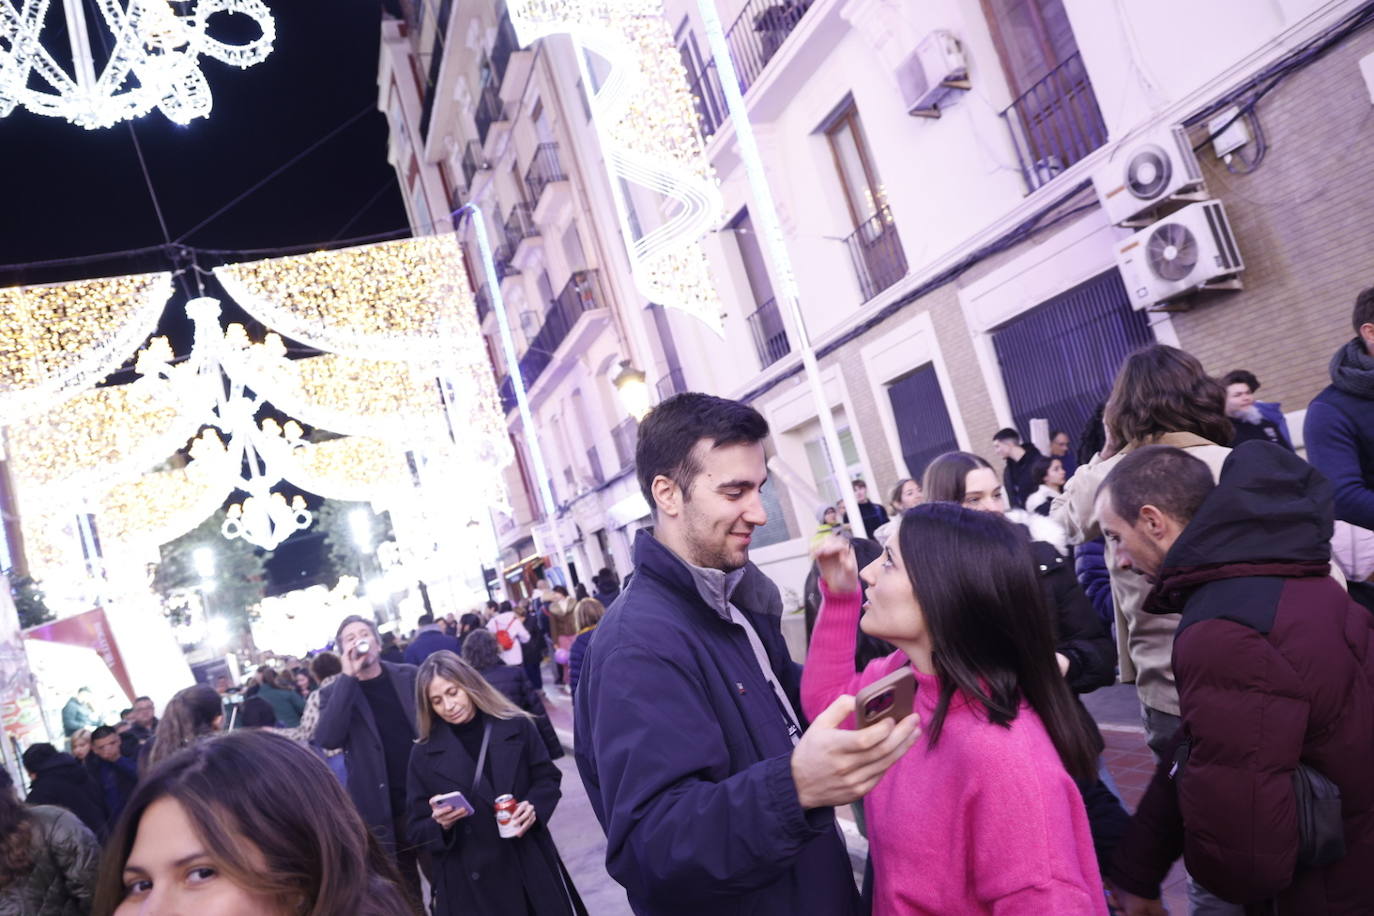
top-left (612, 359), bottom-right (651, 420)
top-left (348, 508), bottom-right (374, 550)
top-left (193, 546), bottom-right (215, 578)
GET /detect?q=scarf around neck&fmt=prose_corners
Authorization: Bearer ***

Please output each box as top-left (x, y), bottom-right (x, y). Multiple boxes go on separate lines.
top-left (1329, 338), bottom-right (1374, 400)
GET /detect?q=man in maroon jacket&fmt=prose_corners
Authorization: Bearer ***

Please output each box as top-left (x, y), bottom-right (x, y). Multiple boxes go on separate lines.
top-left (1096, 442), bottom-right (1374, 915)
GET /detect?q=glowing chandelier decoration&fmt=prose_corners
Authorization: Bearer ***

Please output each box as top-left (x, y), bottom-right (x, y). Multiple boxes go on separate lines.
top-left (0, 0), bottom-right (276, 129)
top-left (507, 0), bottom-right (726, 334)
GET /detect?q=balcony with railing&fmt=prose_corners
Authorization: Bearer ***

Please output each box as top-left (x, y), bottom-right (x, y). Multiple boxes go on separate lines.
top-left (503, 203), bottom-right (538, 256)
top-left (524, 143), bottom-right (567, 206)
top-left (474, 83), bottom-right (507, 146)
top-left (844, 205), bottom-right (907, 302)
top-left (491, 11), bottom-right (522, 87)
top-left (746, 298), bottom-right (791, 369)
top-left (725, 0), bottom-right (813, 96)
top-left (611, 417), bottom-right (638, 469)
top-left (473, 284), bottom-right (491, 323)
top-left (656, 366), bottom-right (687, 402)
top-left (999, 53), bottom-right (1108, 194)
top-left (460, 140), bottom-right (487, 189)
top-left (687, 58), bottom-right (729, 142)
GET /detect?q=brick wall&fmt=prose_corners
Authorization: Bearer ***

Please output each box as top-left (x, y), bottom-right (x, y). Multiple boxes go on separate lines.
top-left (1169, 29), bottom-right (1374, 413)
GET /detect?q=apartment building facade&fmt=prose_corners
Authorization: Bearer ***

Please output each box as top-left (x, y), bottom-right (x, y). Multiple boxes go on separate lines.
top-left (382, 0), bottom-right (1374, 600)
top-left (378, 1), bottom-right (714, 595)
top-left (654, 0), bottom-right (1374, 591)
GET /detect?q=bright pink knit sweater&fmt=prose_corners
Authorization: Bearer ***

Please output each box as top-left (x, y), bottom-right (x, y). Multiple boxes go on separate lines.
top-left (801, 583), bottom-right (1106, 915)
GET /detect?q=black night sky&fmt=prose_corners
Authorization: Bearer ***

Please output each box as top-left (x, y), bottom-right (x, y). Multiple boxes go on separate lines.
top-left (0, 1), bottom-right (410, 592)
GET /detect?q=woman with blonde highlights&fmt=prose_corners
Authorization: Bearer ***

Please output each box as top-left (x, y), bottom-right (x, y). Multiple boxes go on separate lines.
top-left (406, 651), bottom-right (585, 915)
top-left (93, 730), bottom-right (412, 915)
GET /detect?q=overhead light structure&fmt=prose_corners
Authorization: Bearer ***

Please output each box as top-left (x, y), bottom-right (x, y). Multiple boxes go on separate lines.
top-left (0, 0), bottom-right (276, 130)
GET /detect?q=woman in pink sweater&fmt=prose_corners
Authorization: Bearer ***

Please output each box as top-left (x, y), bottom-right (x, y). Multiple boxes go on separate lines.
top-left (802, 503), bottom-right (1106, 914)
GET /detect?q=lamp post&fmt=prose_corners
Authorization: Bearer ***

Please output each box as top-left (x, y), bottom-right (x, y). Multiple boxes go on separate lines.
top-left (612, 359), bottom-right (652, 420)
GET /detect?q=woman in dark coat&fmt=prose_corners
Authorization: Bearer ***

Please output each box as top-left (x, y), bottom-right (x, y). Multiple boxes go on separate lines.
top-left (462, 630), bottom-right (563, 760)
top-left (407, 651), bottom-right (585, 916)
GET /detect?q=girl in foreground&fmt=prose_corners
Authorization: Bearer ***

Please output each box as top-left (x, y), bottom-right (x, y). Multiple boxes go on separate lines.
top-left (407, 650), bottom-right (585, 916)
top-left (93, 730), bottom-right (413, 915)
top-left (802, 503), bottom-right (1105, 914)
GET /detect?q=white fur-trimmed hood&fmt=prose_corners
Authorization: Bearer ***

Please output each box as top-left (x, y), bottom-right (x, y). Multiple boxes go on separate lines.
top-left (1005, 508), bottom-right (1069, 556)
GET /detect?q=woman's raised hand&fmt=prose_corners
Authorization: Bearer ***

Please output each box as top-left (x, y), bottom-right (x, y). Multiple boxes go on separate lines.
top-left (813, 535), bottom-right (859, 595)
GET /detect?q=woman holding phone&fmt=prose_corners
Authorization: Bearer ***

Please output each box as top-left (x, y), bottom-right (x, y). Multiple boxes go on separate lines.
top-left (802, 504), bottom-right (1105, 914)
top-left (406, 651), bottom-right (586, 916)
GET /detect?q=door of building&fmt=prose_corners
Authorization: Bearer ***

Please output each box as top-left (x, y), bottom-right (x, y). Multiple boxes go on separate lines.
top-left (991, 270), bottom-right (1153, 450)
top-left (886, 364), bottom-right (960, 482)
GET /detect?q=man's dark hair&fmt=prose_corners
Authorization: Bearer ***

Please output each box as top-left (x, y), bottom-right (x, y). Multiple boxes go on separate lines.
top-left (1354, 287), bottom-right (1374, 333)
top-left (310, 651), bottom-right (342, 682)
top-left (553, 585), bottom-right (569, 596)
top-left (485, 599), bottom-right (498, 612)
top-left (334, 614), bottom-right (378, 649)
top-left (1222, 369), bottom-right (1260, 392)
top-left (1100, 445), bottom-right (1214, 524)
top-left (21, 743), bottom-right (59, 773)
top-left (119, 708), bottom-right (132, 719)
top-left (134, 696), bottom-right (152, 705)
top-left (992, 428), bottom-right (1021, 444)
top-left (851, 478), bottom-right (868, 489)
top-left (91, 725), bottom-right (117, 742)
top-left (417, 613), bottom-right (435, 626)
top-left (1050, 430), bottom-right (1066, 441)
top-left (635, 393), bottom-right (769, 510)
top-left (499, 600), bottom-right (512, 613)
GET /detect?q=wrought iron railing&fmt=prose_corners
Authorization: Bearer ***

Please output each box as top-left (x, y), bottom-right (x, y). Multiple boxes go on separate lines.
top-left (999, 52), bottom-right (1108, 193)
top-left (843, 205), bottom-right (907, 302)
top-left (524, 143), bottom-right (567, 205)
top-left (746, 298), bottom-right (791, 368)
top-left (656, 366), bottom-right (687, 401)
top-left (686, 58), bottom-right (728, 141)
top-left (504, 203), bottom-right (538, 254)
top-left (514, 270), bottom-right (605, 391)
top-left (611, 417), bottom-right (637, 469)
top-left (491, 11), bottom-right (522, 88)
top-left (417, 0), bottom-right (455, 141)
top-left (725, 0), bottom-right (812, 95)
top-left (498, 374), bottom-right (516, 413)
top-left (461, 140), bottom-right (486, 188)
top-left (474, 83), bottom-right (506, 146)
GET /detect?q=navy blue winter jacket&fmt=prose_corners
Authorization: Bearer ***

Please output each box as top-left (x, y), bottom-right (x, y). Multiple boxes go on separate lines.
top-left (574, 531), bottom-right (859, 916)
top-left (1305, 383), bottom-right (1374, 530)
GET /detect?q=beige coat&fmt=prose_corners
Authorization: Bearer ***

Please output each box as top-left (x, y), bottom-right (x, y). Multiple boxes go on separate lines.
top-left (1051, 432), bottom-right (1230, 716)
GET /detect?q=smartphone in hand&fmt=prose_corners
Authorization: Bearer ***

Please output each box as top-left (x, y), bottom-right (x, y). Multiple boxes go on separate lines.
top-left (432, 791), bottom-right (475, 817)
top-left (854, 667), bottom-right (916, 729)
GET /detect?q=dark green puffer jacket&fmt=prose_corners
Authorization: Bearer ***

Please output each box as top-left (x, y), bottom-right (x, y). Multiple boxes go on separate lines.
top-left (0, 805), bottom-right (99, 916)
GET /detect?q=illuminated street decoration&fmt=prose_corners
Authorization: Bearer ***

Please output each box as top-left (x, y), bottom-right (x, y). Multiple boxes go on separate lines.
top-left (507, 1), bottom-right (726, 334)
top-left (0, 271), bottom-right (172, 423)
top-left (0, 0), bottom-right (276, 129)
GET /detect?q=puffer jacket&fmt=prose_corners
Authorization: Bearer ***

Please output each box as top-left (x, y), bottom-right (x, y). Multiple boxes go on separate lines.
top-left (1110, 443), bottom-right (1374, 914)
top-left (0, 805), bottom-right (99, 916)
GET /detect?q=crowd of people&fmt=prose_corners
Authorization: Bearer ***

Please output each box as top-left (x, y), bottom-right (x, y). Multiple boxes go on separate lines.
top-left (2, 293), bottom-right (1372, 914)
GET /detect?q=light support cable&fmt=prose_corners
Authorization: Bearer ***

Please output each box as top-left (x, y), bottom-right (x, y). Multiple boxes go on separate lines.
top-left (696, 0), bottom-right (866, 532)
top-left (456, 202), bottom-right (565, 582)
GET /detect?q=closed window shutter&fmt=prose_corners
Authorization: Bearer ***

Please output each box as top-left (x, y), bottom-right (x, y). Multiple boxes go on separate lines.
top-left (887, 365), bottom-right (960, 481)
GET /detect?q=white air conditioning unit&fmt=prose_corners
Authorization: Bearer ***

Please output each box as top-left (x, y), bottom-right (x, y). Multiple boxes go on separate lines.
top-left (1092, 125), bottom-right (1205, 226)
top-left (896, 30), bottom-right (969, 118)
top-left (1115, 200), bottom-right (1244, 309)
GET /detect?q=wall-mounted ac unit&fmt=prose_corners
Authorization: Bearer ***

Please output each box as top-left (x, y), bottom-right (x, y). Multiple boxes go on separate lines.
top-left (896, 30), bottom-right (969, 119)
top-left (1115, 200), bottom-right (1243, 309)
top-left (1092, 125), bottom-right (1205, 226)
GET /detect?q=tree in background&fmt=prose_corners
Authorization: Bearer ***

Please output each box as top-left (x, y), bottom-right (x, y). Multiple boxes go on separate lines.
top-left (313, 499), bottom-right (395, 591)
top-left (151, 509), bottom-right (269, 644)
top-left (7, 574), bottom-right (52, 629)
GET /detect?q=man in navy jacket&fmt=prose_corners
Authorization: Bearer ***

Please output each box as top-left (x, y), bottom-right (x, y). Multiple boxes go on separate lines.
top-left (1305, 287), bottom-right (1374, 531)
top-left (575, 393), bottom-right (918, 916)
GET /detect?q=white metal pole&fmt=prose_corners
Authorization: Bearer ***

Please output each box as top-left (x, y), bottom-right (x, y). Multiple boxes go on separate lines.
top-left (455, 205), bottom-right (567, 583)
top-left (697, 1), bottom-right (866, 534)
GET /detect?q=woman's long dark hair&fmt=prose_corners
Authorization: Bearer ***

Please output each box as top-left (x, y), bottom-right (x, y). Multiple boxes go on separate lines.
top-left (0, 769), bottom-right (32, 888)
top-left (1104, 344), bottom-right (1232, 449)
top-left (896, 504), bottom-right (1097, 784)
top-left (921, 452), bottom-right (994, 504)
top-left (93, 731), bottom-right (412, 916)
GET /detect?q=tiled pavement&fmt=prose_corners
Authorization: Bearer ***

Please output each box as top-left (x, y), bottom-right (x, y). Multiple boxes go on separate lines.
top-left (545, 676), bottom-right (1189, 914)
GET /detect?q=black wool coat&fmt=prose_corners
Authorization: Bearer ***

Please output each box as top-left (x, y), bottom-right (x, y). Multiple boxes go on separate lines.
top-left (406, 714), bottom-right (585, 916)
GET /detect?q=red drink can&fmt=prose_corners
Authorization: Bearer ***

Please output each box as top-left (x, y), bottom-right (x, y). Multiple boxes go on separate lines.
top-left (494, 794), bottom-right (519, 838)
